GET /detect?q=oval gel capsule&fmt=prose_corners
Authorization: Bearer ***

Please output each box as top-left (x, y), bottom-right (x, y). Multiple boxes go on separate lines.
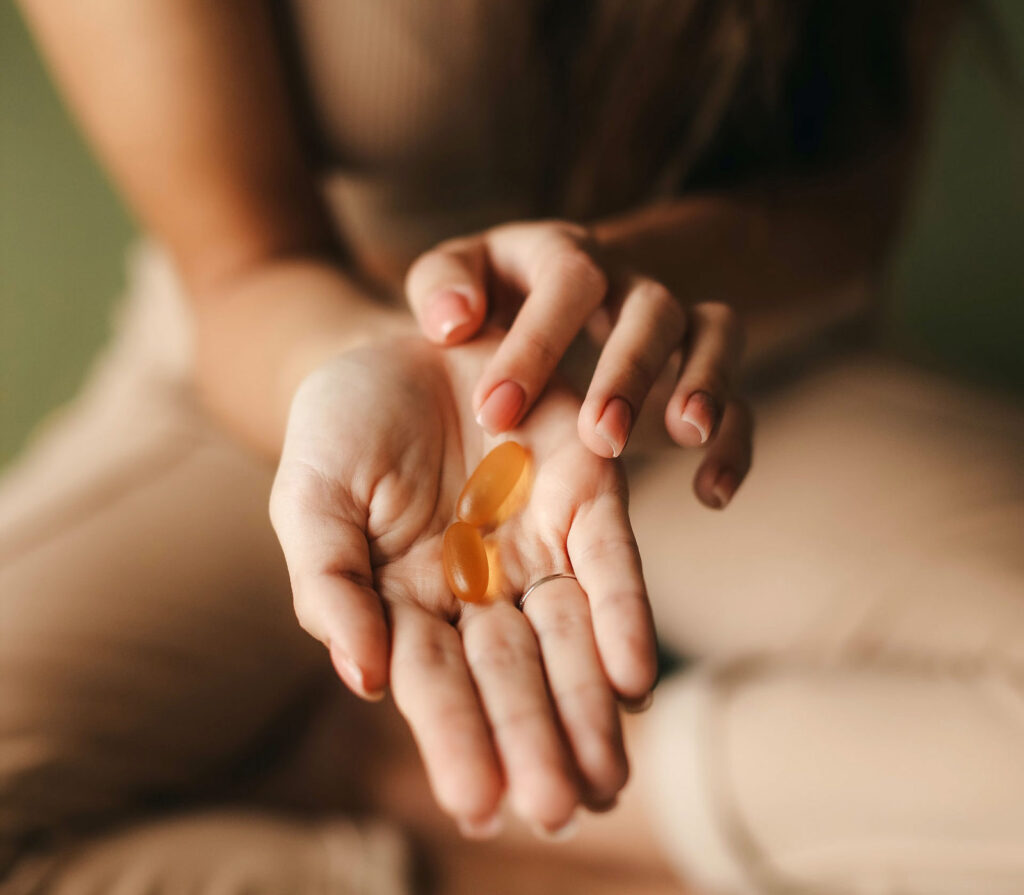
top-left (442, 521), bottom-right (489, 603)
top-left (456, 441), bottom-right (528, 527)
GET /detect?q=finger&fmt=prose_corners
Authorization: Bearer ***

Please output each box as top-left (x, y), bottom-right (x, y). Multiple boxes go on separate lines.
top-left (693, 397), bottom-right (754, 510)
top-left (665, 302), bottom-right (744, 448)
top-left (405, 237), bottom-right (488, 344)
top-left (567, 494), bottom-right (657, 701)
top-left (389, 602), bottom-right (505, 835)
top-left (461, 602), bottom-right (580, 834)
top-left (473, 244), bottom-right (608, 433)
top-left (578, 278), bottom-right (686, 458)
top-left (522, 576), bottom-right (627, 808)
top-left (270, 465), bottom-right (389, 700)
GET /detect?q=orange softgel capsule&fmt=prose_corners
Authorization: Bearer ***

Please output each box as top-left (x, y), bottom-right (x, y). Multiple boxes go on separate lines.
top-left (442, 521), bottom-right (489, 604)
top-left (456, 441), bottom-right (528, 527)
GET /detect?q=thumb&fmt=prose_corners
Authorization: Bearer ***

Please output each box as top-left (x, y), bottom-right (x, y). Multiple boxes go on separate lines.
top-left (405, 237), bottom-right (488, 344)
top-left (270, 464), bottom-right (390, 701)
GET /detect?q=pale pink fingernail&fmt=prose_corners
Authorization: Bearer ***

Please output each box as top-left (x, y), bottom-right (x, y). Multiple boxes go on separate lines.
top-left (709, 468), bottom-right (739, 509)
top-left (457, 812), bottom-right (504, 839)
top-left (329, 642), bottom-right (384, 701)
top-left (594, 397), bottom-right (632, 458)
top-left (475, 380), bottom-right (525, 433)
top-left (679, 391), bottom-right (718, 446)
top-left (424, 289), bottom-right (474, 342)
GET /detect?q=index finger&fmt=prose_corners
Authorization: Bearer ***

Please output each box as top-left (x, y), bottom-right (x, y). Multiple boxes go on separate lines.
top-left (473, 243), bottom-right (608, 433)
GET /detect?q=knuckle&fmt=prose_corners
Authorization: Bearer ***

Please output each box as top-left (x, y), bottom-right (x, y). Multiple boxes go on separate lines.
top-left (494, 703), bottom-right (548, 738)
top-left (616, 350), bottom-right (663, 396)
top-left (468, 633), bottom-right (535, 675)
top-left (533, 606), bottom-right (587, 643)
top-left (593, 587), bottom-right (644, 616)
top-left (639, 281), bottom-right (685, 329)
top-left (400, 628), bottom-right (463, 674)
top-left (518, 327), bottom-right (563, 372)
top-left (556, 677), bottom-right (614, 718)
top-left (572, 533), bottom-right (638, 569)
top-left (551, 249), bottom-right (608, 297)
top-left (431, 701), bottom-right (486, 746)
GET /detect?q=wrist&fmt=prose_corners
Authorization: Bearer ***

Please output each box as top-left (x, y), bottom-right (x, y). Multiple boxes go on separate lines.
top-left (191, 254), bottom-right (416, 456)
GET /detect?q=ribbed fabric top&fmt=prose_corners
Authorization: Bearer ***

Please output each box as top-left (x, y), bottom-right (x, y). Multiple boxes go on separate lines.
top-left (284, 1), bottom-right (907, 282)
top-left (289, 1), bottom-right (552, 280)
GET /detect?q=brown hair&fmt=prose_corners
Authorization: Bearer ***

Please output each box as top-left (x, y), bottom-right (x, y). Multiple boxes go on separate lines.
top-left (536, 1), bottom-right (917, 218)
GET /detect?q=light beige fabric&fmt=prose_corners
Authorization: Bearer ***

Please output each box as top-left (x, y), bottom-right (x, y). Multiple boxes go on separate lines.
top-left (0, 246), bottom-right (410, 894)
top-left (630, 356), bottom-right (1024, 894)
top-left (2, 244), bottom-right (1023, 893)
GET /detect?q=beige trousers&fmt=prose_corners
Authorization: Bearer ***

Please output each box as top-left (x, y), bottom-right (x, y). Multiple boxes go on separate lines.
top-left (1, 243), bottom-right (1023, 894)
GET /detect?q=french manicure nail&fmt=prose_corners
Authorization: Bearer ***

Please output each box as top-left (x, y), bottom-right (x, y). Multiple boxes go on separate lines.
top-left (710, 468), bottom-right (739, 509)
top-left (594, 396), bottom-right (632, 458)
top-left (425, 289), bottom-right (474, 341)
top-left (679, 391), bottom-right (718, 446)
top-left (475, 380), bottom-right (526, 433)
top-left (457, 813), bottom-right (505, 839)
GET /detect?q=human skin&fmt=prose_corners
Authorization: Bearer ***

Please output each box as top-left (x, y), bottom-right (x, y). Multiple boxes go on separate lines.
top-left (271, 331), bottom-right (656, 835)
top-left (17, 0), bottom-right (947, 838)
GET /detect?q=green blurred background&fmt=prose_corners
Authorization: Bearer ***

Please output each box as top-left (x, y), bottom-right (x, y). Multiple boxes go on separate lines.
top-left (1, 2), bottom-right (1022, 466)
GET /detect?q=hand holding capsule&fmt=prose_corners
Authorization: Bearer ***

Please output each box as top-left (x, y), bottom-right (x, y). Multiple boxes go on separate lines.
top-left (270, 333), bottom-right (657, 838)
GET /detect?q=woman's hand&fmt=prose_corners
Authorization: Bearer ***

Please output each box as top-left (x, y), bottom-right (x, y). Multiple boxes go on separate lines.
top-left (270, 333), bottom-right (657, 838)
top-left (405, 220), bottom-right (752, 508)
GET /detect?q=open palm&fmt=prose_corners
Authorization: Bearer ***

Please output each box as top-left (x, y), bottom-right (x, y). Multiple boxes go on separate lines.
top-left (270, 333), bottom-right (657, 836)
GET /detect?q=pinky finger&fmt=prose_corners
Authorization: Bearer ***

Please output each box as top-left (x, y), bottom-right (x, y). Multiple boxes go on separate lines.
top-left (693, 398), bottom-right (753, 510)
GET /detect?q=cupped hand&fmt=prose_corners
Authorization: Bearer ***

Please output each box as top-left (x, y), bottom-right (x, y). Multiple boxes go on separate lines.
top-left (405, 220), bottom-right (752, 508)
top-left (270, 333), bottom-right (657, 837)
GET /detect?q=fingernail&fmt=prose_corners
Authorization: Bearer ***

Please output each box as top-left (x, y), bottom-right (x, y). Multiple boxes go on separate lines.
top-left (328, 642), bottom-right (385, 702)
top-left (594, 397), bottom-right (632, 458)
top-left (424, 288), bottom-right (474, 342)
top-left (457, 813), bottom-right (504, 840)
top-left (679, 391), bottom-right (718, 446)
top-left (532, 815), bottom-right (579, 843)
top-left (709, 468), bottom-right (739, 510)
top-left (475, 380), bottom-right (526, 433)
top-left (622, 690), bottom-right (654, 714)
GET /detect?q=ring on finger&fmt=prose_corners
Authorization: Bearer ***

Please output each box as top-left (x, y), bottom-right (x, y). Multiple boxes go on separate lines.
top-left (517, 573), bottom-right (577, 612)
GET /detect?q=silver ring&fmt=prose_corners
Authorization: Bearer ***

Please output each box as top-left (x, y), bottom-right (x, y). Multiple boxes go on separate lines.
top-left (517, 573), bottom-right (577, 612)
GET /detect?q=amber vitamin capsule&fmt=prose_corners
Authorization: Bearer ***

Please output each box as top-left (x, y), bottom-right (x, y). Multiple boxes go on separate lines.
top-left (456, 441), bottom-right (528, 527)
top-left (442, 521), bottom-right (489, 603)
